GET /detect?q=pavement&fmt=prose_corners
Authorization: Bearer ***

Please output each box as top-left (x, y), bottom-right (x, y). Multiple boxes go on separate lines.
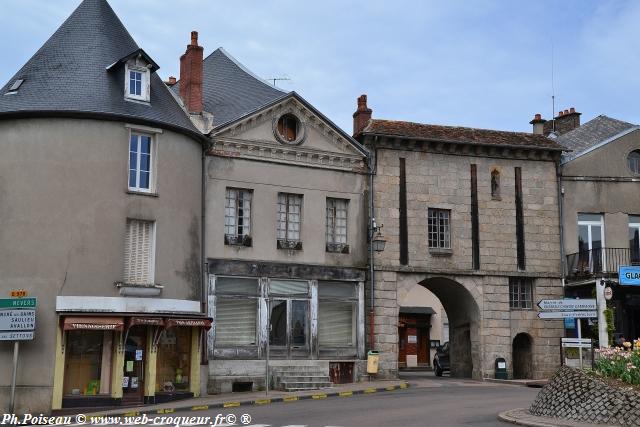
top-left (498, 408), bottom-right (616, 427)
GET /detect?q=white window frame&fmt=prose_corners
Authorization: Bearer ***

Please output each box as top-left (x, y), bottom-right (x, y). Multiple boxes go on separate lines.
top-left (128, 130), bottom-right (156, 193)
top-left (578, 213), bottom-right (605, 270)
top-left (123, 219), bottom-right (156, 285)
top-left (428, 208), bottom-right (451, 250)
top-left (326, 198), bottom-right (349, 246)
top-left (629, 216), bottom-right (640, 264)
top-left (277, 193), bottom-right (303, 243)
top-left (125, 63), bottom-right (150, 102)
top-left (225, 188), bottom-right (252, 244)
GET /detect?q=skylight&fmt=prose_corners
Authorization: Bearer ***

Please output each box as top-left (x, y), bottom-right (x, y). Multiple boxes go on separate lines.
top-left (7, 79), bottom-right (24, 93)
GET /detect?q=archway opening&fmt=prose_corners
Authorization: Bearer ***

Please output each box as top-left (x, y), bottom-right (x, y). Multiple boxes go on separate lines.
top-left (512, 333), bottom-right (533, 379)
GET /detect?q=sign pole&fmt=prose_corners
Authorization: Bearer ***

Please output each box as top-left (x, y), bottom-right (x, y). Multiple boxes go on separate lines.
top-left (596, 279), bottom-right (608, 348)
top-left (9, 341), bottom-right (19, 414)
top-left (577, 318), bottom-right (583, 369)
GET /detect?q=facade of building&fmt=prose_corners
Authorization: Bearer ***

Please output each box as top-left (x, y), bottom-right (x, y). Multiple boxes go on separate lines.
top-left (552, 113), bottom-right (640, 343)
top-left (176, 47), bottom-right (371, 393)
top-left (0, 0), bottom-right (209, 413)
top-left (354, 97), bottom-right (566, 380)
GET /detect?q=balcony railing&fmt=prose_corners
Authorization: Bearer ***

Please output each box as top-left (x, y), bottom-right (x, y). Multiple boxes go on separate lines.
top-left (565, 247), bottom-right (640, 279)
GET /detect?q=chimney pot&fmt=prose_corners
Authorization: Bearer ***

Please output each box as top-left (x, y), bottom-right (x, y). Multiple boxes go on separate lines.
top-left (569, 107), bottom-right (575, 114)
top-left (352, 94), bottom-right (372, 137)
top-left (534, 113), bottom-right (541, 120)
top-left (191, 31), bottom-right (199, 46)
top-left (168, 76), bottom-right (177, 84)
top-left (564, 109), bottom-right (569, 115)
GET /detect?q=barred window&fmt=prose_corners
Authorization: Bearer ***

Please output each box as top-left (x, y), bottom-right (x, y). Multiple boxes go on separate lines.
top-left (509, 277), bottom-right (533, 309)
top-left (326, 198), bottom-right (348, 245)
top-left (428, 208), bottom-right (451, 249)
top-left (277, 193), bottom-right (302, 242)
top-left (225, 188), bottom-right (252, 244)
top-left (124, 219), bottom-right (155, 285)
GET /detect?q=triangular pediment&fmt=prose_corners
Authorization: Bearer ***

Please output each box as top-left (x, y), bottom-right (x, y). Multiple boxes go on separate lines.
top-left (209, 93), bottom-right (367, 171)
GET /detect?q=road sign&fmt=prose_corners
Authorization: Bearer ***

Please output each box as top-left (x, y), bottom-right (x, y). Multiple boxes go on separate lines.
top-left (0, 331), bottom-right (34, 341)
top-left (0, 310), bottom-right (35, 331)
top-left (604, 287), bottom-right (613, 300)
top-left (538, 311), bottom-right (597, 319)
top-left (0, 298), bottom-right (36, 309)
top-left (537, 299), bottom-right (596, 311)
top-left (561, 338), bottom-right (592, 348)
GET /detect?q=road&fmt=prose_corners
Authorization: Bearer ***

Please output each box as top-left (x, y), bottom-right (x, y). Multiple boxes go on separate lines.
top-left (160, 372), bottom-right (540, 427)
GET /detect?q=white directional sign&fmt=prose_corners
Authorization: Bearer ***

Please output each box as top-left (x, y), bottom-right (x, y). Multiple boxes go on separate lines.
top-left (538, 311), bottom-right (597, 319)
top-left (0, 331), bottom-right (34, 341)
top-left (0, 309), bottom-right (36, 331)
top-left (537, 299), bottom-right (596, 311)
top-left (562, 338), bottom-right (593, 349)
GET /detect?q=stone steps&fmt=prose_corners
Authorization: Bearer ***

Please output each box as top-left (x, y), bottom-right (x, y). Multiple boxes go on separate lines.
top-left (271, 366), bottom-right (333, 392)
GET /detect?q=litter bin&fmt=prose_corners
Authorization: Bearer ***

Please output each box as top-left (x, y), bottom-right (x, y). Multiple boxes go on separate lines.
top-left (495, 357), bottom-right (508, 379)
top-left (367, 350), bottom-right (380, 374)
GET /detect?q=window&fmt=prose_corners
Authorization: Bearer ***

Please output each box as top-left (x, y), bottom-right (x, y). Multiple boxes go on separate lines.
top-left (491, 169), bottom-right (501, 199)
top-left (428, 208), bottom-right (451, 250)
top-left (318, 282), bottom-right (357, 347)
top-left (268, 280), bottom-right (310, 349)
top-left (509, 277), bottom-right (533, 309)
top-left (156, 328), bottom-right (191, 392)
top-left (276, 114), bottom-right (300, 143)
top-left (326, 198), bottom-right (349, 253)
top-left (277, 193), bottom-right (303, 249)
top-left (63, 330), bottom-right (112, 396)
top-left (129, 133), bottom-right (153, 192)
top-left (125, 64), bottom-right (149, 102)
top-left (577, 213), bottom-right (604, 273)
top-left (124, 219), bottom-right (155, 285)
top-left (225, 188), bottom-right (252, 246)
top-left (628, 150), bottom-right (640, 175)
top-left (214, 277), bottom-right (259, 346)
top-left (630, 215), bottom-right (640, 264)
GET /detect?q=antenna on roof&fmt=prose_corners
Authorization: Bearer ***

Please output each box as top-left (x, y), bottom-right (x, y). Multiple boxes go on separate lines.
top-left (267, 76), bottom-right (291, 87)
top-left (551, 40), bottom-right (556, 132)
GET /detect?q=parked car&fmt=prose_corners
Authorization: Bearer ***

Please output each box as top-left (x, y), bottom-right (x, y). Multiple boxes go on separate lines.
top-left (433, 341), bottom-right (450, 376)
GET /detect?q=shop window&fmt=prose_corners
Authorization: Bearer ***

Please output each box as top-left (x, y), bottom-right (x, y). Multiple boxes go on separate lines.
top-left (214, 277), bottom-right (259, 346)
top-left (63, 330), bottom-right (112, 396)
top-left (318, 282), bottom-right (357, 347)
top-left (156, 328), bottom-right (191, 393)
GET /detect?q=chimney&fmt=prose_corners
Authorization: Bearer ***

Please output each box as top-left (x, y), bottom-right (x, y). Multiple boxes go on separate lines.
top-left (352, 94), bottom-right (372, 136)
top-left (179, 31), bottom-right (204, 114)
top-left (529, 113), bottom-right (546, 135)
top-left (165, 76), bottom-right (177, 86)
top-left (552, 107), bottom-right (581, 135)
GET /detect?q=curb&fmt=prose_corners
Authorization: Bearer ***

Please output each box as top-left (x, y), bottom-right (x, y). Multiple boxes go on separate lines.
top-left (497, 408), bottom-right (608, 427)
top-left (84, 382), bottom-right (410, 419)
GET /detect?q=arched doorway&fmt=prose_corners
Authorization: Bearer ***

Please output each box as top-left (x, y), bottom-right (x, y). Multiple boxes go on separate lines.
top-left (417, 276), bottom-right (481, 379)
top-left (512, 333), bottom-right (533, 379)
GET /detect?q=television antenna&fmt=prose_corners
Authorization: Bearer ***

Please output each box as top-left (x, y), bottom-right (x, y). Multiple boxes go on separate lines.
top-left (267, 76), bottom-right (291, 87)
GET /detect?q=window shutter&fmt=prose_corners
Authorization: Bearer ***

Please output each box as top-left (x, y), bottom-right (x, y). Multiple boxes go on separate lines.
top-left (216, 299), bottom-right (257, 346)
top-left (124, 219), bottom-right (154, 285)
top-left (318, 302), bottom-right (354, 346)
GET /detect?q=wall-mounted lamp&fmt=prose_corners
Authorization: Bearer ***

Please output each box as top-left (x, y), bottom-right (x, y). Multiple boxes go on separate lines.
top-left (371, 218), bottom-right (386, 253)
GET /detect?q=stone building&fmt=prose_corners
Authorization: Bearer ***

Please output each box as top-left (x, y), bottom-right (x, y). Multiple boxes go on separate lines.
top-left (353, 96), bottom-right (566, 380)
top-left (0, 0), bottom-right (210, 413)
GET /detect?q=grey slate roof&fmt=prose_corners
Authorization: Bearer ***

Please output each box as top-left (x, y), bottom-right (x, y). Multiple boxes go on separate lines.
top-left (556, 115), bottom-right (636, 162)
top-left (0, 0), bottom-right (201, 140)
top-left (173, 48), bottom-right (288, 128)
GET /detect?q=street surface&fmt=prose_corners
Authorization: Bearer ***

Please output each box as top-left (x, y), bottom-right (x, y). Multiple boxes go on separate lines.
top-left (131, 372), bottom-right (539, 427)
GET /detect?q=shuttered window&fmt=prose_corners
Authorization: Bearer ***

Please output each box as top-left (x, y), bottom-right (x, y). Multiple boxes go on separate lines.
top-left (225, 188), bottom-right (252, 241)
top-left (326, 198), bottom-right (348, 245)
top-left (277, 193), bottom-right (302, 241)
top-left (123, 219), bottom-right (155, 285)
top-left (215, 299), bottom-right (257, 346)
top-left (318, 302), bottom-right (355, 346)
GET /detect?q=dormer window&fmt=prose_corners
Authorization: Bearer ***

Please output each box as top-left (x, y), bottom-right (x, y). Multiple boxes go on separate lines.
top-left (124, 63), bottom-right (150, 102)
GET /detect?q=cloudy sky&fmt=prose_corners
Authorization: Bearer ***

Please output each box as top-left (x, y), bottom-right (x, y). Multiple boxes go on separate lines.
top-left (1, 0), bottom-right (638, 134)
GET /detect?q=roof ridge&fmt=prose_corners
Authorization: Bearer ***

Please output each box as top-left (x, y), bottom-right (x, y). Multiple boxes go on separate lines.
top-left (370, 118), bottom-right (547, 138)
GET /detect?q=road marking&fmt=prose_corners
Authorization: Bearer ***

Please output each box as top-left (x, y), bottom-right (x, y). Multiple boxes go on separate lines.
top-left (223, 401), bottom-right (241, 408)
top-left (191, 405), bottom-right (210, 410)
top-left (157, 408), bottom-right (175, 414)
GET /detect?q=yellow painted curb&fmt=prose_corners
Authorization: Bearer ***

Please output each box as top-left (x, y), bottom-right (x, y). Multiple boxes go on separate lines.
top-left (254, 399), bottom-right (271, 405)
top-left (223, 402), bottom-right (241, 408)
top-left (157, 408), bottom-right (174, 414)
top-left (312, 393), bottom-right (327, 399)
top-left (123, 412), bottom-right (139, 417)
top-left (400, 383), bottom-right (409, 389)
top-left (364, 388), bottom-right (377, 393)
top-left (385, 386), bottom-right (397, 391)
top-left (283, 396), bottom-right (299, 402)
top-left (339, 391), bottom-right (353, 397)
top-left (88, 415), bottom-right (105, 421)
top-left (191, 405), bottom-right (210, 411)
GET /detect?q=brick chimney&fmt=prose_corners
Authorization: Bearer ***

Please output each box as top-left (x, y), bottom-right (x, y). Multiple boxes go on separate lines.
top-left (542, 107), bottom-right (581, 136)
top-left (529, 113), bottom-right (546, 135)
top-left (165, 76), bottom-right (177, 86)
top-left (352, 94), bottom-right (372, 136)
top-left (179, 31), bottom-right (204, 114)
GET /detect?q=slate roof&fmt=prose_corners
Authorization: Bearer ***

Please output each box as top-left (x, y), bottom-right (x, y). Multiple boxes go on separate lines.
top-left (0, 0), bottom-right (201, 140)
top-left (361, 119), bottom-right (564, 150)
top-left (555, 115), bottom-right (637, 162)
top-left (172, 48), bottom-right (288, 128)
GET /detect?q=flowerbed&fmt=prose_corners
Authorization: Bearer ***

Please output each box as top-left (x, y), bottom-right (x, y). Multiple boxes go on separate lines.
top-left (595, 340), bottom-right (640, 385)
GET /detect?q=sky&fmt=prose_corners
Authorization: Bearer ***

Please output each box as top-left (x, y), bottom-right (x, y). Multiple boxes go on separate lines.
top-left (1, 0), bottom-right (639, 134)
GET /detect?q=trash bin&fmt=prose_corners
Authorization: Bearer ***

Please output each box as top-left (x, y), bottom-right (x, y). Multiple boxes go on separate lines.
top-left (367, 350), bottom-right (380, 374)
top-left (495, 357), bottom-right (508, 380)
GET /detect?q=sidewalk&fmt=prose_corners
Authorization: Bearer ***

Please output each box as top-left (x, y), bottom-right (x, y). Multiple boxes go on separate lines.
top-left (76, 380), bottom-right (409, 418)
top-left (498, 408), bottom-right (617, 427)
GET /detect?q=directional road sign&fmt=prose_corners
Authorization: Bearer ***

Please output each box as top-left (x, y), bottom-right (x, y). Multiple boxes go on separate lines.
top-left (0, 298), bottom-right (36, 309)
top-left (538, 310), bottom-right (597, 319)
top-left (0, 310), bottom-right (36, 331)
top-left (537, 299), bottom-right (596, 311)
top-left (0, 331), bottom-right (34, 341)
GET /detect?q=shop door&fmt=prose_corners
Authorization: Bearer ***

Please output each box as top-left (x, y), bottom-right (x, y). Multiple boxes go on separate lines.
top-left (122, 326), bottom-right (146, 404)
top-left (269, 299), bottom-right (309, 358)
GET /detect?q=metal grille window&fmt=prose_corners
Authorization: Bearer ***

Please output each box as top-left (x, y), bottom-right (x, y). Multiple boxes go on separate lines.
top-left (428, 208), bottom-right (451, 249)
top-left (509, 277), bottom-right (533, 309)
top-left (225, 188), bottom-right (252, 244)
top-left (326, 198), bottom-right (348, 247)
top-left (123, 219), bottom-right (155, 285)
top-left (277, 193), bottom-right (302, 242)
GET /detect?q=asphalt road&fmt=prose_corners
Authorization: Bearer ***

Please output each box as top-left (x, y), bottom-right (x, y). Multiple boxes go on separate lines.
top-left (163, 372), bottom-right (540, 427)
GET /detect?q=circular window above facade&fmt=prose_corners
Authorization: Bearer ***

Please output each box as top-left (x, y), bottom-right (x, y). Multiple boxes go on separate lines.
top-left (274, 113), bottom-right (306, 145)
top-left (628, 150), bottom-right (640, 175)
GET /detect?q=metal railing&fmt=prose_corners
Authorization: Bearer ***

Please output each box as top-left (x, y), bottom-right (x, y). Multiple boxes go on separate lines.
top-left (565, 247), bottom-right (640, 279)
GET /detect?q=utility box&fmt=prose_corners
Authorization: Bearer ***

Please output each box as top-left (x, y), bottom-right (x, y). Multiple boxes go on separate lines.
top-left (367, 350), bottom-right (380, 374)
top-left (495, 357), bottom-right (508, 380)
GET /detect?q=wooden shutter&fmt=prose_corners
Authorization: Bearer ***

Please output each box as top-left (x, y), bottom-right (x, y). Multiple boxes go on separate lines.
top-left (124, 219), bottom-right (154, 285)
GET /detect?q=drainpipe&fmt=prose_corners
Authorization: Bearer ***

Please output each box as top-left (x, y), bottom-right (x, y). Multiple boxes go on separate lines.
top-left (367, 137), bottom-right (377, 350)
top-left (556, 160), bottom-right (565, 284)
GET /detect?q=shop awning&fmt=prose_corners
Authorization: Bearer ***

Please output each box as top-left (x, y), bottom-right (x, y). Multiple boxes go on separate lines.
top-left (165, 318), bottom-right (212, 330)
top-left (63, 316), bottom-right (124, 331)
top-left (129, 317), bottom-right (164, 327)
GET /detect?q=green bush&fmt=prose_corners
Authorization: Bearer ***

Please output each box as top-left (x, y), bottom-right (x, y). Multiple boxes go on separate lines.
top-left (595, 341), bottom-right (640, 385)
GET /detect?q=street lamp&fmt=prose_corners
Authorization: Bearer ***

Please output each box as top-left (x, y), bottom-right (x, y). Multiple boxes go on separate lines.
top-left (371, 220), bottom-right (386, 253)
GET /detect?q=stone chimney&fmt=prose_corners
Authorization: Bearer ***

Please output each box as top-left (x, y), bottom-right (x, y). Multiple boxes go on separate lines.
top-left (529, 113), bottom-right (546, 135)
top-left (352, 94), bottom-right (372, 136)
top-left (542, 107), bottom-right (581, 136)
top-left (179, 31), bottom-right (204, 114)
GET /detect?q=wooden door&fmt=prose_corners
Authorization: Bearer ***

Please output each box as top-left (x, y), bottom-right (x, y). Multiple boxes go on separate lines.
top-left (417, 327), bottom-right (429, 364)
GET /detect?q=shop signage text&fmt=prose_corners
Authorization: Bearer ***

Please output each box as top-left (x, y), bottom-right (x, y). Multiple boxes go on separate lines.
top-left (619, 266), bottom-right (640, 286)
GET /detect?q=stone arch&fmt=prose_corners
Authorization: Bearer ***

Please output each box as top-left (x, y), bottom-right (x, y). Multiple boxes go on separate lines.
top-left (418, 276), bottom-right (482, 379)
top-left (512, 332), bottom-right (533, 379)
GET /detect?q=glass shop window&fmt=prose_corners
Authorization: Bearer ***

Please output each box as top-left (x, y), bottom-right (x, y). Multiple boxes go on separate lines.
top-left (63, 330), bottom-right (112, 396)
top-left (156, 328), bottom-right (192, 393)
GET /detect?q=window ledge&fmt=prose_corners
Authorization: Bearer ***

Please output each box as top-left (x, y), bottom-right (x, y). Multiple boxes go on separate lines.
top-left (115, 282), bottom-right (163, 297)
top-left (277, 239), bottom-right (303, 250)
top-left (326, 243), bottom-right (350, 254)
top-left (225, 235), bottom-right (252, 247)
top-left (127, 190), bottom-right (158, 198)
top-left (429, 248), bottom-right (452, 257)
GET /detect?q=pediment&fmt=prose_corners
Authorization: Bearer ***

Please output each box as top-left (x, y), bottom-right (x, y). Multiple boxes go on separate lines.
top-left (210, 95), bottom-right (367, 171)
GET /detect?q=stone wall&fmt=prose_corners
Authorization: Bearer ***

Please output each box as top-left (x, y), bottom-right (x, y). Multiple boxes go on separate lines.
top-left (530, 366), bottom-right (640, 426)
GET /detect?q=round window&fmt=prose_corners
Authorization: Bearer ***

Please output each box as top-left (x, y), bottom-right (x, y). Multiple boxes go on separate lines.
top-left (274, 113), bottom-right (304, 144)
top-left (628, 150), bottom-right (640, 175)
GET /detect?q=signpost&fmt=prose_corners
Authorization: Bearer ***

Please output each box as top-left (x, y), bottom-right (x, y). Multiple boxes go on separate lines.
top-left (537, 299), bottom-right (596, 311)
top-left (537, 311), bottom-right (598, 319)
